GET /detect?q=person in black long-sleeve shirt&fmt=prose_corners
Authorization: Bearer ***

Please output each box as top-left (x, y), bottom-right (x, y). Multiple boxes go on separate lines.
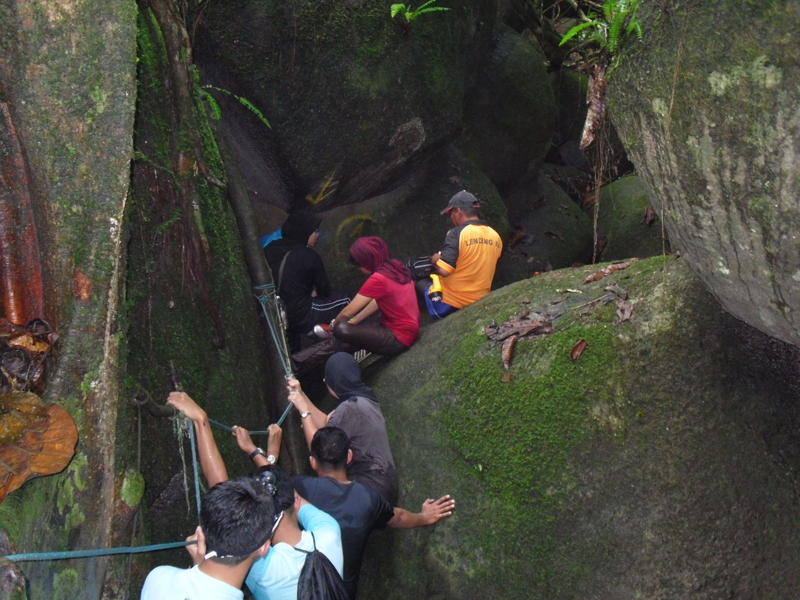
top-left (265, 210), bottom-right (350, 351)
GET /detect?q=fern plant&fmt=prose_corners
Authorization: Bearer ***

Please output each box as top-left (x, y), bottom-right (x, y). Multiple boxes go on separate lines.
top-left (559, 0), bottom-right (642, 57)
top-left (390, 0), bottom-right (450, 23)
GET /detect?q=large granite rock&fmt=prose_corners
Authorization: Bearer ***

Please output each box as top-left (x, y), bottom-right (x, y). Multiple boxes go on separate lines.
top-left (459, 26), bottom-right (557, 187)
top-left (195, 0), bottom-right (496, 210)
top-left (597, 175), bottom-right (669, 261)
top-left (496, 171), bottom-right (593, 286)
top-left (358, 256), bottom-right (800, 599)
top-left (608, 2), bottom-right (800, 346)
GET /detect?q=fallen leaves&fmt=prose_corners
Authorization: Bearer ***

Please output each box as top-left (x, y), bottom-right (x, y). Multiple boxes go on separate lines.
top-left (0, 318), bottom-right (56, 394)
top-left (501, 335), bottom-right (517, 382)
top-left (570, 339), bottom-right (588, 361)
top-left (485, 314), bottom-right (553, 342)
top-left (583, 259), bottom-right (638, 283)
top-left (644, 205), bottom-right (657, 226)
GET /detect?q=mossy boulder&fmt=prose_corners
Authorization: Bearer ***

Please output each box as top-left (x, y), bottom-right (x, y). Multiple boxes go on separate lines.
top-left (358, 256), bottom-right (800, 598)
top-left (608, 1), bottom-right (800, 346)
top-left (459, 26), bottom-right (557, 187)
top-left (195, 0), bottom-right (496, 208)
top-left (496, 171), bottom-right (592, 286)
top-left (597, 175), bottom-right (669, 261)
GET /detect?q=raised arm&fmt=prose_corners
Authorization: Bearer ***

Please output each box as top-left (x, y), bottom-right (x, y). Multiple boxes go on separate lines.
top-left (166, 392), bottom-right (229, 487)
top-left (387, 494), bottom-right (456, 529)
top-left (233, 423), bottom-right (283, 469)
top-left (286, 377), bottom-right (328, 448)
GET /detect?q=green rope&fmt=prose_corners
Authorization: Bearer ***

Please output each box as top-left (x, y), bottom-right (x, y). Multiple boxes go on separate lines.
top-left (208, 418), bottom-right (267, 436)
top-left (2, 540), bottom-right (196, 562)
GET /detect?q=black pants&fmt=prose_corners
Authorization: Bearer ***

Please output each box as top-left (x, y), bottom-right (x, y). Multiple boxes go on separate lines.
top-left (333, 321), bottom-right (408, 356)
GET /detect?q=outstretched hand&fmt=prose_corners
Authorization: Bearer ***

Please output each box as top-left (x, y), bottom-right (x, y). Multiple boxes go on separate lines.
top-left (421, 494), bottom-right (456, 525)
top-left (167, 392), bottom-right (206, 422)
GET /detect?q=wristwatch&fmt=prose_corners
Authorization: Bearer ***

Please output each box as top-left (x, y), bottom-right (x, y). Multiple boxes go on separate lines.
top-left (266, 454), bottom-right (277, 465)
top-left (248, 447), bottom-right (266, 462)
top-left (300, 411), bottom-right (311, 419)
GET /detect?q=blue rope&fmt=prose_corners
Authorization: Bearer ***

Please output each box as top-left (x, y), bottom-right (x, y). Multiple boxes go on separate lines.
top-left (2, 540), bottom-right (196, 562)
top-left (187, 421), bottom-right (202, 516)
top-left (208, 418), bottom-right (267, 436)
top-left (275, 402), bottom-right (293, 427)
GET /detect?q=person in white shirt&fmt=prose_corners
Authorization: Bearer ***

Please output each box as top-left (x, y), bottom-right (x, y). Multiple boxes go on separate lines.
top-left (140, 475), bottom-right (279, 600)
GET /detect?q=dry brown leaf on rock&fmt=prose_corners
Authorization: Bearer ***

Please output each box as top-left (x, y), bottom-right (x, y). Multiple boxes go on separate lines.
top-left (501, 335), bottom-right (518, 382)
top-left (616, 299), bottom-right (634, 323)
top-left (644, 205), bottom-right (657, 226)
top-left (570, 339), bottom-right (588, 361)
top-left (0, 391), bottom-right (78, 502)
top-left (583, 259), bottom-right (638, 283)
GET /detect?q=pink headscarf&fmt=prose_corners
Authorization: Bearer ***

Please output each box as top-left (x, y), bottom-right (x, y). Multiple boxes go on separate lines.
top-left (349, 236), bottom-right (411, 284)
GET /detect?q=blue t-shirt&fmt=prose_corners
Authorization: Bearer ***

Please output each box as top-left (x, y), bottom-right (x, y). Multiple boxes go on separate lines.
top-left (245, 503), bottom-right (343, 600)
top-left (141, 564), bottom-right (243, 600)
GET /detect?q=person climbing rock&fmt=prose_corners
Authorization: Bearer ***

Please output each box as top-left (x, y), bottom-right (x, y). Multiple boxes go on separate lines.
top-left (161, 391), bottom-right (344, 600)
top-left (236, 424), bottom-right (455, 599)
top-left (286, 352), bottom-right (399, 505)
top-left (420, 190), bottom-right (503, 320)
top-left (140, 476), bottom-right (278, 600)
top-left (265, 210), bottom-right (350, 352)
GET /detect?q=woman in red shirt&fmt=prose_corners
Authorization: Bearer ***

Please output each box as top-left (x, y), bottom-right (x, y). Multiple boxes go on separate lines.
top-left (330, 237), bottom-right (420, 355)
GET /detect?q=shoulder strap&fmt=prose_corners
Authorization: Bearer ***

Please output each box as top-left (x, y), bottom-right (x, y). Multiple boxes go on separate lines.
top-left (277, 250), bottom-right (292, 293)
top-left (293, 530), bottom-right (316, 556)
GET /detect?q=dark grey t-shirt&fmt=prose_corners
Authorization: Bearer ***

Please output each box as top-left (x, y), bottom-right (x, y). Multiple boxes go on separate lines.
top-left (294, 475), bottom-right (393, 598)
top-left (328, 396), bottom-right (399, 506)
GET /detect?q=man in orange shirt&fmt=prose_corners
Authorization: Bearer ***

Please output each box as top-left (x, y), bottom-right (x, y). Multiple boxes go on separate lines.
top-left (422, 190), bottom-right (503, 319)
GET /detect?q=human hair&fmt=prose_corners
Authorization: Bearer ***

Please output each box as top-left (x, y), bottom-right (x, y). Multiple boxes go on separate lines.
top-left (256, 466), bottom-right (295, 513)
top-left (459, 205), bottom-right (480, 218)
top-left (348, 236), bottom-right (410, 284)
top-left (310, 427), bottom-right (350, 471)
top-left (201, 476), bottom-right (277, 566)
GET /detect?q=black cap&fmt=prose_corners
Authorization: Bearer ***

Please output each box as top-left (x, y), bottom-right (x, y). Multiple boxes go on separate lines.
top-left (441, 190), bottom-right (481, 215)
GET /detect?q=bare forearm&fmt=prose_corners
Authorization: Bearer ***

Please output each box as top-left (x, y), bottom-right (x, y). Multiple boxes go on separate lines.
top-left (387, 507), bottom-right (432, 529)
top-left (348, 299), bottom-right (379, 325)
top-left (192, 417), bottom-right (228, 487)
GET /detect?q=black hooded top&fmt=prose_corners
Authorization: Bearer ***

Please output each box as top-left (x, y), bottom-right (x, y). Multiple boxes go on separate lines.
top-left (264, 210), bottom-right (330, 334)
top-left (325, 353), bottom-right (398, 506)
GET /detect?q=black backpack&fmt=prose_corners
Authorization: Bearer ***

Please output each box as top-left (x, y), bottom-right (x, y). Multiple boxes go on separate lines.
top-left (404, 255), bottom-right (433, 280)
top-left (295, 531), bottom-right (349, 600)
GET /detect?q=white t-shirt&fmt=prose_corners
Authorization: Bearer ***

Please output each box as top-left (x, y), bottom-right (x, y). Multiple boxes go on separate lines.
top-left (141, 564), bottom-right (243, 600)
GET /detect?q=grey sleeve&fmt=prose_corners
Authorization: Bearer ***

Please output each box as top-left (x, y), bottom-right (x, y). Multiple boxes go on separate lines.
top-left (439, 227), bottom-right (461, 269)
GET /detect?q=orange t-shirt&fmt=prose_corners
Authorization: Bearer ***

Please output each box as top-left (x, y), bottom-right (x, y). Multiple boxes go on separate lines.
top-left (435, 221), bottom-right (502, 309)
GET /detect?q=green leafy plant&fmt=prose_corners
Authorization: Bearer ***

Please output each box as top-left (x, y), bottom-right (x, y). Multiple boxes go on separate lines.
top-left (198, 84), bottom-right (271, 129)
top-left (390, 0), bottom-right (450, 23)
top-left (559, 0), bottom-right (642, 57)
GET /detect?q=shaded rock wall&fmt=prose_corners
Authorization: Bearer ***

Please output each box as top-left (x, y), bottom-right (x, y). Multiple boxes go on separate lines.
top-left (360, 257), bottom-right (800, 599)
top-left (195, 0), bottom-right (497, 210)
top-left (127, 4), bottom-right (286, 591)
top-left (608, 1), bottom-right (800, 346)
